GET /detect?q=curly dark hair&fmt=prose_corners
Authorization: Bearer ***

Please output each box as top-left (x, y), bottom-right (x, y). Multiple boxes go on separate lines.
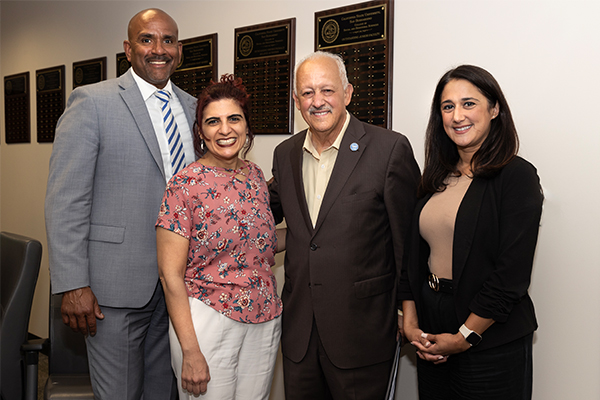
top-left (420, 65), bottom-right (519, 196)
top-left (192, 74), bottom-right (254, 159)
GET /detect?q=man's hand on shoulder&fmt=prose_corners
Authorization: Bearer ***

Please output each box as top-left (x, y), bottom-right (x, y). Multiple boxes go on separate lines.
top-left (61, 286), bottom-right (104, 336)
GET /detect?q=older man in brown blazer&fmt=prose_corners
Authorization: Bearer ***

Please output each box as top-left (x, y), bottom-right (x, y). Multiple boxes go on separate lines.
top-left (270, 51), bottom-right (421, 399)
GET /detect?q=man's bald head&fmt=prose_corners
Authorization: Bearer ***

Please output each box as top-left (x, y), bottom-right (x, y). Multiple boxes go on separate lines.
top-left (123, 8), bottom-right (182, 88)
top-left (127, 9), bottom-right (178, 41)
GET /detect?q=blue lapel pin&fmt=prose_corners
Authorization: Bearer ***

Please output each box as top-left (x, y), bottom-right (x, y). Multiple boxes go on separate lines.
top-left (350, 142), bottom-right (359, 152)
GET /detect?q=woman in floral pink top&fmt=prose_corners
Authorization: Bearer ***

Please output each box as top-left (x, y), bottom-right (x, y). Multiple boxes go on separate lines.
top-left (156, 75), bottom-right (283, 400)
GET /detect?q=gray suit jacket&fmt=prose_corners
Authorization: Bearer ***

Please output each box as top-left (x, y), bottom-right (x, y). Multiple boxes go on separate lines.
top-left (270, 115), bottom-right (421, 368)
top-left (45, 70), bottom-right (197, 308)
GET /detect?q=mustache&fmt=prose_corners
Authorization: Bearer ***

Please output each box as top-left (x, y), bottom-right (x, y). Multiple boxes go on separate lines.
top-left (308, 105), bottom-right (332, 114)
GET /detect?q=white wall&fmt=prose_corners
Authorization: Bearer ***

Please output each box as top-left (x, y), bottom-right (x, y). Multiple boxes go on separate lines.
top-left (1, 1), bottom-right (599, 399)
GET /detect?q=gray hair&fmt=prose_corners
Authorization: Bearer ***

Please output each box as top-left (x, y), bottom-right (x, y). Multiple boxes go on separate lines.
top-left (293, 51), bottom-right (350, 96)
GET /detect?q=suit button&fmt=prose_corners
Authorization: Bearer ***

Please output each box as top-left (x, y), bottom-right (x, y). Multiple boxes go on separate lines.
top-left (310, 243), bottom-right (318, 251)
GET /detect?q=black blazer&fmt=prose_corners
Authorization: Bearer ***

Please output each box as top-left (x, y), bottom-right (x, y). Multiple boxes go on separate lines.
top-left (398, 156), bottom-right (543, 352)
top-left (270, 115), bottom-right (421, 368)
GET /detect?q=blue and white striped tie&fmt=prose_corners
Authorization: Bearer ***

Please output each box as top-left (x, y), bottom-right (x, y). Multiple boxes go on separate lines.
top-left (155, 90), bottom-right (186, 175)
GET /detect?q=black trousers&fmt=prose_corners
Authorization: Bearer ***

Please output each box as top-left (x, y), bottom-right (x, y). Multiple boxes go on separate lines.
top-left (417, 281), bottom-right (533, 400)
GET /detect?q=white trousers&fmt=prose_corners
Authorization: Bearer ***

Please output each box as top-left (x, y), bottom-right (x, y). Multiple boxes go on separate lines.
top-left (169, 297), bottom-right (282, 400)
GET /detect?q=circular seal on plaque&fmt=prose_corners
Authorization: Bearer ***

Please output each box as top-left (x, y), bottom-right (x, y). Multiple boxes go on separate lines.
top-left (5, 80), bottom-right (12, 95)
top-left (322, 19), bottom-right (339, 44)
top-left (75, 67), bottom-right (84, 85)
top-left (119, 59), bottom-right (130, 76)
top-left (239, 35), bottom-right (253, 58)
top-left (38, 74), bottom-right (46, 91)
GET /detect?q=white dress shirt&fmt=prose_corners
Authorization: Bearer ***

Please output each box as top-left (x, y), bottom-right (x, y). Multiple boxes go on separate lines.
top-left (130, 68), bottom-right (195, 182)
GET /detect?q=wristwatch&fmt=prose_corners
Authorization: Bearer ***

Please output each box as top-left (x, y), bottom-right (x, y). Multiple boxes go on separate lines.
top-left (459, 324), bottom-right (482, 347)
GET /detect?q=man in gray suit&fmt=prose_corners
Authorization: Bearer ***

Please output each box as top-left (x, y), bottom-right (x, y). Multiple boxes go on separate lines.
top-left (270, 52), bottom-right (421, 399)
top-left (45, 9), bottom-right (196, 399)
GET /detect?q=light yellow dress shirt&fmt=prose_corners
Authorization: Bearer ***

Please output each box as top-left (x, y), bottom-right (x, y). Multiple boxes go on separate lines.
top-left (302, 111), bottom-right (351, 227)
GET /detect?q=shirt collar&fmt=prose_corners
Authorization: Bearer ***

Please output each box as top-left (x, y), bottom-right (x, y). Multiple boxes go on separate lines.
top-left (303, 111), bottom-right (350, 156)
top-left (129, 67), bottom-right (174, 101)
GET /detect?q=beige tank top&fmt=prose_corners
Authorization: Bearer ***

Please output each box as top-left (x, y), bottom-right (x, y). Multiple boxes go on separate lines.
top-left (419, 174), bottom-right (472, 279)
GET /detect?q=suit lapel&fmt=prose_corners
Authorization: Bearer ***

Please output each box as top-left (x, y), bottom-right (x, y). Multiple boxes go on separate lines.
top-left (453, 177), bottom-right (487, 286)
top-left (290, 131), bottom-right (314, 232)
top-left (313, 116), bottom-right (366, 233)
top-left (172, 85), bottom-right (196, 128)
top-left (118, 70), bottom-right (165, 179)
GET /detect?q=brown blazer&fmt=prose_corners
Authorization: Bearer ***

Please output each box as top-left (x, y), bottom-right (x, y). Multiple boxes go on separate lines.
top-left (270, 115), bottom-right (420, 368)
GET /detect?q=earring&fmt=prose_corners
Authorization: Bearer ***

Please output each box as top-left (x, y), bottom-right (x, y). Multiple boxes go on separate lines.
top-left (200, 139), bottom-right (205, 152)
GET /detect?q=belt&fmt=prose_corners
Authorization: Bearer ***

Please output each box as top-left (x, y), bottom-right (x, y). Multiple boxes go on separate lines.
top-left (428, 273), bottom-right (453, 294)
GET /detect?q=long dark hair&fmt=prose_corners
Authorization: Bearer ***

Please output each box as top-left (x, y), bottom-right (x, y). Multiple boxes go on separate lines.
top-left (192, 74), bottom-right (254, 159)
top-left (420, 65), bottom-right (519, 196)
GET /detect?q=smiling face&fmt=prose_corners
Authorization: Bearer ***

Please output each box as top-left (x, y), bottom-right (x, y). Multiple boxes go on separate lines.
top-left (200, 98), bottom-right (248, 169)
top-left (123, 9), bottom-right (181, 89)
top-left (440, 79), bottom-right (499, 158)
top-left (293, 56), bottom-right (353, 141)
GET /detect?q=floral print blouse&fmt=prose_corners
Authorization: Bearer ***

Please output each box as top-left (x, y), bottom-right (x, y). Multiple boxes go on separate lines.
top-left (156, 160), bottom-right (282, 323)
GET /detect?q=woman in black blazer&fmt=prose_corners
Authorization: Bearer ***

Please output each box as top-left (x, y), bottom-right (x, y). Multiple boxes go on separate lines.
top-left (399, 65), bottom-right (543, 399)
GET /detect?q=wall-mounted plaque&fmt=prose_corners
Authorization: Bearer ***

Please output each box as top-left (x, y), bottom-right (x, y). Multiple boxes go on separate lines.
top-left (171, 34), bottom-right (218, 99)
top-left (234, 18), bottom-right (295, 135)
top-left (36, 65), bottom-right (65, 143)
top-left (315, 0), bottom-right (393, 128)
top-left (73, 57), bottom-right (107, 88)
top-left (4, 72), bottom-right (30, 144)
top-left (116, 52), bottom-right (131, 77)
